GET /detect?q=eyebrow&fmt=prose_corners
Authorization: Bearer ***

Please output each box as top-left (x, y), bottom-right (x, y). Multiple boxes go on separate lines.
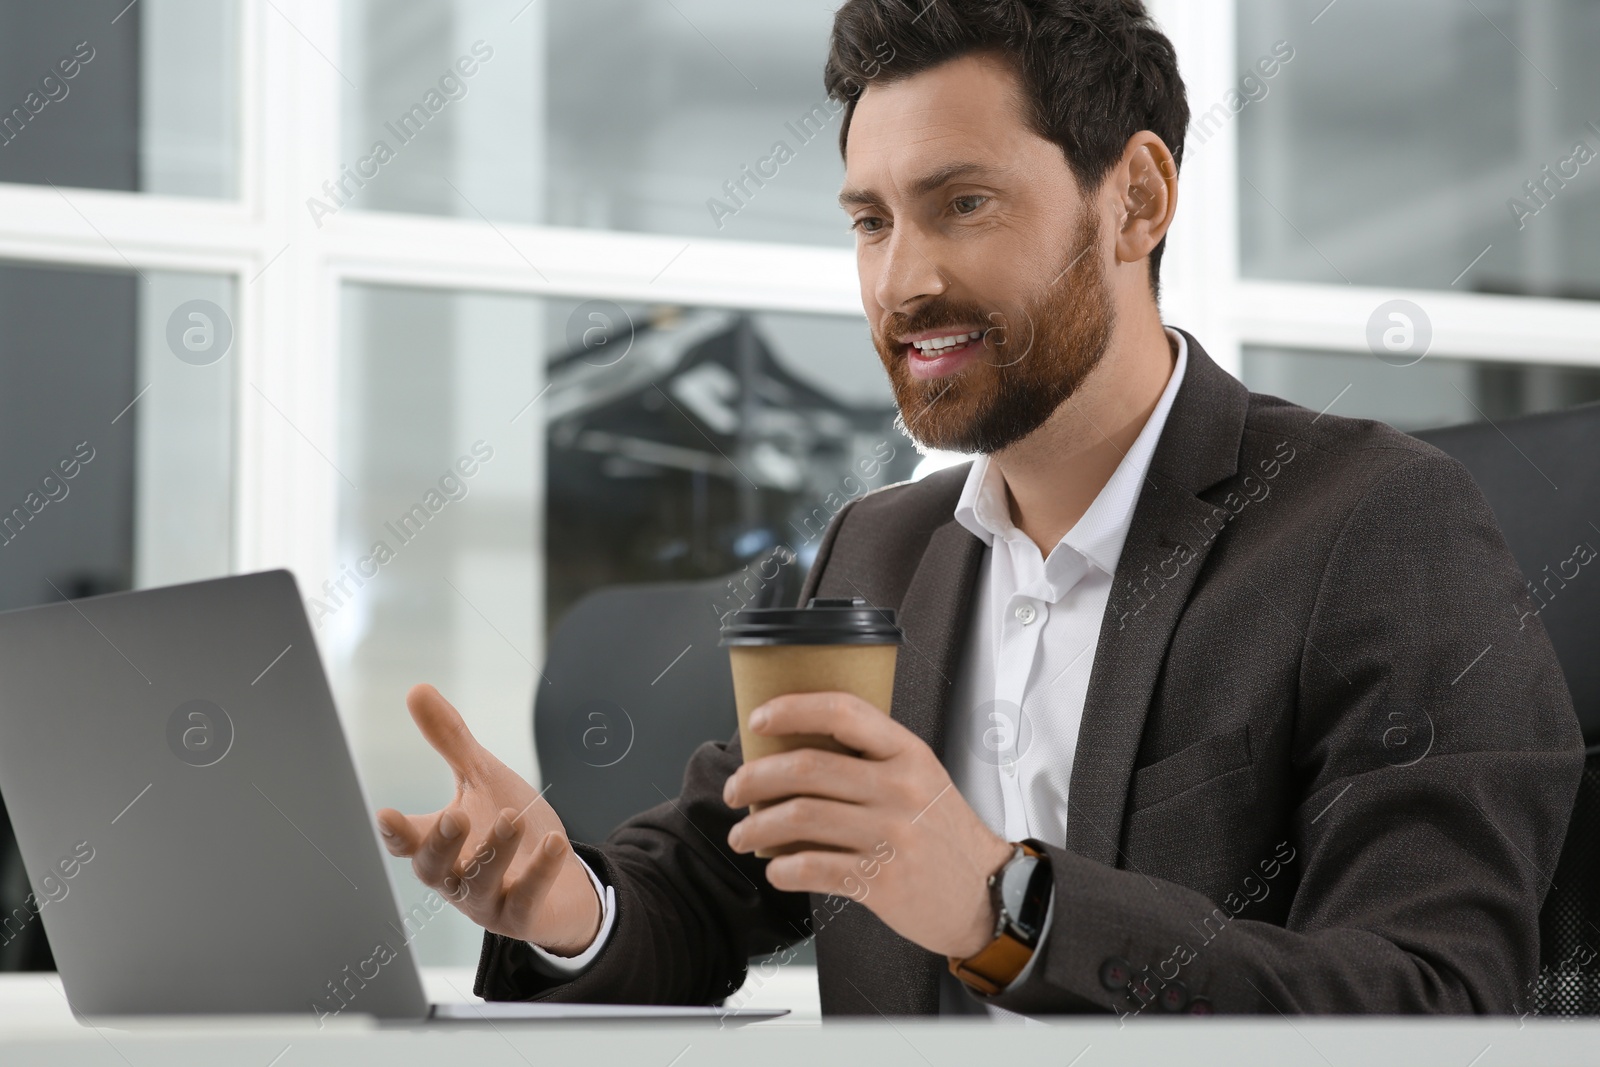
top-left (837, 161), bottom-right (996, 210)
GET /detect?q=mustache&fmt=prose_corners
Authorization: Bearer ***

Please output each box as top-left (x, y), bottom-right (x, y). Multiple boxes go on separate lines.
top-left (878, 301), bottom-right (1002, 345)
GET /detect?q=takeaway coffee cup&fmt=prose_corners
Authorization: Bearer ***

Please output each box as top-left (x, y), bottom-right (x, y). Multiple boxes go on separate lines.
top-left (720, 596), bottom-right (901, 858)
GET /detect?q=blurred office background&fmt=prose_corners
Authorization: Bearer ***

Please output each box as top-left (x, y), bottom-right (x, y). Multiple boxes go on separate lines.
top-left (0, 0), bottom-right (1596, 970)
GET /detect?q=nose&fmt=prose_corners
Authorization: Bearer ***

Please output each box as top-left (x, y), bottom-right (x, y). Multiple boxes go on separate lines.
top-left (872, 227), bottom-right (948, 318)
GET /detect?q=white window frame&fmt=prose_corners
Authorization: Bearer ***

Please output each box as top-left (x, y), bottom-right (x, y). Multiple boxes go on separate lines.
top-left (0, 0), bottom-right (1595, 619)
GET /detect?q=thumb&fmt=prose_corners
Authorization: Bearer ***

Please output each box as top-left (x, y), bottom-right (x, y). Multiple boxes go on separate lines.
top-left (406, 683), bottom-right (488, 782)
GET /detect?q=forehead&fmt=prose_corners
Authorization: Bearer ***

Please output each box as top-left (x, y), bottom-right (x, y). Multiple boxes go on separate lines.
top-left (844, 51), bottom-right (1051, 193)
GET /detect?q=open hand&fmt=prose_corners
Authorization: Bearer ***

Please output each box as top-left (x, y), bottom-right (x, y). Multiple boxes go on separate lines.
top-left (375, 684), bottom-right (601, 955)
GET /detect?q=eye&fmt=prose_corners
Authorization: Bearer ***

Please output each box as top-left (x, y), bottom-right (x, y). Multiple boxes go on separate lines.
top-left (850, 216), bottom-right (886, 235)
top-left (951, 195), bottom-right (988, 216)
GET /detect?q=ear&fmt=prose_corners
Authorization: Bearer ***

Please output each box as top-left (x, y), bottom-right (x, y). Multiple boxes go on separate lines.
top-left (1111, 132), bottom-right (1179, 269)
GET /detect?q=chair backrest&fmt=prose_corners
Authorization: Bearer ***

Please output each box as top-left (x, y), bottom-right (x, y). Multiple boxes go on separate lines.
top-left (1526, 754), bottom-right (1600, 1015)
top-left (1413, 402), bottom-right (1599, 739)
top-left (1413, 400), bottom-right (1600, 1014)
top-left (533, 562), bottom-right (801, 845)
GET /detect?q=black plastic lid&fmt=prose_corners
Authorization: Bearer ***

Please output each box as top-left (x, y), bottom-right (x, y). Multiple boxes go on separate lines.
top-left (719, 596), bottom-right (901, 647)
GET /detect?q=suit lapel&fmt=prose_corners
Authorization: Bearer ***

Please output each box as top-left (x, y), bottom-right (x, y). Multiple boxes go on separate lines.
top-left (1065, 332), bottom-right (1250, 865)
top-left (1063, 482), bottom-right (1232, 863)
top-left (887, 519), bottom-right (986, 758)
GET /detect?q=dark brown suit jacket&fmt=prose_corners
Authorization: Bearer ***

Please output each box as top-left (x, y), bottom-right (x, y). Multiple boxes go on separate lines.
top-left (476, 331), bottom-right (1582, 1015)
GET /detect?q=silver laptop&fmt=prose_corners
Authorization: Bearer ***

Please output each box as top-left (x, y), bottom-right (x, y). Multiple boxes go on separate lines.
top-left (0, 569), bottom-right (784, 1025)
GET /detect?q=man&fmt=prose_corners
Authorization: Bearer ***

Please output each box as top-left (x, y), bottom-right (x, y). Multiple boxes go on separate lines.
top-left (376, 0), bottom-right (1582, 1017)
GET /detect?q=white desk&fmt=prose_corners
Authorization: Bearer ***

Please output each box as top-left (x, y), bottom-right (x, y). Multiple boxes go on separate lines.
top-left (0, 964), bottom-right (821, 1025)
top-left (4, 967), bottom-right (1600, 1066)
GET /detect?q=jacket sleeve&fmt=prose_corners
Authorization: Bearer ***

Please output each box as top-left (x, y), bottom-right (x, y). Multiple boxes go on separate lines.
top-left (982, 450), bottom-right (1584, 1016)
top-left (474, 500), bottom-right (862, 1005)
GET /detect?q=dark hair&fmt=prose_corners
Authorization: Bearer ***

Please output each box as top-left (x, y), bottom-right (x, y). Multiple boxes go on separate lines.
top-left (825, 0), bottom-right (1189, 296)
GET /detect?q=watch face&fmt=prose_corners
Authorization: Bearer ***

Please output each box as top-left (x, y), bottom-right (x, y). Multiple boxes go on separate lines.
top-left (999, 853), bottom-right (1040, 939)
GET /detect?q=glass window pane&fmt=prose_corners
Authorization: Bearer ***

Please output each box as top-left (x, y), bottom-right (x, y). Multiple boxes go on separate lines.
top-left (0, 262), bottom-right (235, 607)
top-left (337, 0), bottom-right (541, 223)
top-left (1243, 345), bottom-right (1600, 433)
top-left (135, 271), bottom-right (236, 585)
top-left (334, 283), bottom-right (904, 965)
top-left (1237, 0), bottom-right (1600, 297)
top-left (340, 0), bottom-right (849, 246)
top-left (542, 302), bottom-right (908, 624)
top-left (0, 0), bottom-right (238, 197)
top-left (546, 2), bottom-right (846, 245)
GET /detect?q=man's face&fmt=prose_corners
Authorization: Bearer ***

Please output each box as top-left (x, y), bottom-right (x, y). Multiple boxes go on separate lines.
top-left (840, 51), bottom-right (1116, 455)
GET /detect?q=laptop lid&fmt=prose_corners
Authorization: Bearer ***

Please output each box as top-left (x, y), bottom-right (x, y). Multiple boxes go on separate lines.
top-left (0, 569), bottom-right (429, 1019)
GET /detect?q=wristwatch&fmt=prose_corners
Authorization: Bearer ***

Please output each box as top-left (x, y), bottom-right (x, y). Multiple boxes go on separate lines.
top-left (948, 841), bottom-right (1053, 996)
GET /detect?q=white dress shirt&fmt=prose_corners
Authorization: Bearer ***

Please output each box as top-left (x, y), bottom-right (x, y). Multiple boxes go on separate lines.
top-left (939, 327), bottom-right (1187, 1018)
top-left (538, 329), bottom-right (1189, 1011)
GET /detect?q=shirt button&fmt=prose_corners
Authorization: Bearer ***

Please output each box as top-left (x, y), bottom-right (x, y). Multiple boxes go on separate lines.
top-left (1015, 604), bottom-right (1037, 624)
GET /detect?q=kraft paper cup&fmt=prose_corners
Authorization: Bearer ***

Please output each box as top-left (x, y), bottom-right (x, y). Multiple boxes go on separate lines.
top-left (721, 597), bottom-right (901, 858)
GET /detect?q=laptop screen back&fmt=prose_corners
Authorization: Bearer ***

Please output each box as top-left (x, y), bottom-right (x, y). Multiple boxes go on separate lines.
top-left (0, 570), bottom-right (428, 1019)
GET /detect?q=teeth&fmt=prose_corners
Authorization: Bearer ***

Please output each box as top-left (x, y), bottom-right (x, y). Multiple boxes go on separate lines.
top-left (911, 330), bottom-right (982, 354)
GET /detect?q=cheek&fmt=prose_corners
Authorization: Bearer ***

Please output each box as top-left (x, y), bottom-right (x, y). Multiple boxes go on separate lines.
top-left (1007, 221), bottom-right (1100, 297)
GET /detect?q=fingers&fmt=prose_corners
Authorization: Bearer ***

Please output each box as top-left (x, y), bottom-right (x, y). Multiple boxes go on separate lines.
top-left (727, 796), bottom-right (880, 857)
top-left (447, 808), bottom-right (525, 907)
top-left (763, 847), bottom-right (880, 899)
top-left (499, 831), bottom-right (572, 937)
top-left (406, 683), bottom-right (488, 783)
top-left (724, 747), bottom-right (879, 809)
top-left (747, 692), bottom-right (903, 761)
top-left (411, 807), bottom-right (470, 891)
top-left (375, 808), bottom-right (431, 857)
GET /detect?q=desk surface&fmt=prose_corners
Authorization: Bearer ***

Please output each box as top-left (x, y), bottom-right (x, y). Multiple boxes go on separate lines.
top-left (4, 967), bottom-right (1600, 1066)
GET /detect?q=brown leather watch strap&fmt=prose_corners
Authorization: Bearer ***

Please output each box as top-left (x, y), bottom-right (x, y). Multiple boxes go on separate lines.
top-left (949, 929), bottom-right (1036, 996)
top-left (948, 843), bottom-right (1043, 997)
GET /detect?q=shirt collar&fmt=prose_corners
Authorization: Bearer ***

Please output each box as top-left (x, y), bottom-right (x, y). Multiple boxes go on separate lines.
top-left (952, 327), bottom-right (1189, 576)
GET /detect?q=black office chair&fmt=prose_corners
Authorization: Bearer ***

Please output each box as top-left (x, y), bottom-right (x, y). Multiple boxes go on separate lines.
top-left (1414, 400), bottom-right (1600, 1015)
top-left (534, 560), bottom-right (802, 846)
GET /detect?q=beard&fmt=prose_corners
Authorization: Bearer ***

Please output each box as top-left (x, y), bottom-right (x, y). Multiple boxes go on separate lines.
top-left (873, 206), bottom-right (1116, 456)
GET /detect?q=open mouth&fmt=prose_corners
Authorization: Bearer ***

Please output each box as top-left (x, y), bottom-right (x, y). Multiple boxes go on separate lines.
top-left (903, 329), bottom-right (986, 380)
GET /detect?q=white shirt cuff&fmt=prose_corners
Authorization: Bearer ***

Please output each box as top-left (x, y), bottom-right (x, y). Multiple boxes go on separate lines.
top-left (524, 855), bottom-right (616, 976)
